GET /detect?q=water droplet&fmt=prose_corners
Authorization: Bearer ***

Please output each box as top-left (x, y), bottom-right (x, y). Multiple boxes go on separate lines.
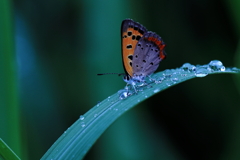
top-left (220, 66), bottom-right (225, 71)
top-left (81, 122), bottom-right (86, 127)
top-left (118, 89), bottom-right (132, 99)
top-left (114, 108), bottom-right (118, 111)
top-left (153, 88), bottom-right (160, 93)
top-left (208, 60), bottom-right (225, 71)
top-left (181, 63), bottom-right (196, 72)
top-left (171, 77), bottom-right (178, 82)
top-left (155, 76), bottom-right (165, 83)
top-left (163, 69), bottom-right (172, 78)
top-left (145, 95), bottom-right (148, 98)
top-left (195, 67), bottom-right (208, 77)
top-left (80, 115), bottom-right (84, 120)
top-left (94, 114), bottom-right (98, 117)
top-left (119, 91), bottom-right (128, 99)
top-left (231, 67), bottom-right (240, 72)
top-left (137, 99), bottom-right (141, 102)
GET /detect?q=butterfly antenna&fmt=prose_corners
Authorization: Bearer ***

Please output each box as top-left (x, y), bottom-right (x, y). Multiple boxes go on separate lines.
top-left (97, 73), bottom-right (125, 76)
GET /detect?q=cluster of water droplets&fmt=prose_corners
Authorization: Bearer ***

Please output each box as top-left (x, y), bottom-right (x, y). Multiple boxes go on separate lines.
top-left (79, 115), bottom-right (86, 127)
top-left (117, 60), bottom-right (235, 99)
top-left (181, 60), bottom-right (226, 77)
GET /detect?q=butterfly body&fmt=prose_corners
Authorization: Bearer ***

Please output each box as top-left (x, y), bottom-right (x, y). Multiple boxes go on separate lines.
top-left (121, 19), bottom-right (166, 92)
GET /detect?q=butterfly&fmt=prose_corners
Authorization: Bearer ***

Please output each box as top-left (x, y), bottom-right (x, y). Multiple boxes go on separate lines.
top-left (121, 19), bottom-right (166, 92)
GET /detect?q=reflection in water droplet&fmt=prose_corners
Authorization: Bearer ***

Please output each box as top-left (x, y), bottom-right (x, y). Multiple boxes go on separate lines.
top-left (181, 63), bottom-right (196, 72)
top-left (118, 89), bottom-right (132, 99)
top-left (195, 67), bottom-right (208, 77)
top-left (220, 66), bottom-right (225, 71)
top-left (208, 60), bottom-right (225, 71)
top-left (119, 91), bottom-right (128, 99)
top-left (80, 115), bottom-right (84, 120)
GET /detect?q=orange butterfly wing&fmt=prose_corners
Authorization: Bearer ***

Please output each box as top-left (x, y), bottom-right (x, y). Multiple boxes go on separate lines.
top-left (121, 19), bottom-right (147, 77)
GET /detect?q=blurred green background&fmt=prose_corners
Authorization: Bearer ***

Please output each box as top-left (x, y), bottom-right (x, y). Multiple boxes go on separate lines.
top-left (1, 0), bottom-right (240, 159)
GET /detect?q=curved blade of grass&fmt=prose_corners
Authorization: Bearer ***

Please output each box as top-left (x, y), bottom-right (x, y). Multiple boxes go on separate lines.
top-left (41, 61), bottom-right (240, 160)
top-left (0, 138), bottom-right (21, 160)
top-left (0, 0), bottom-right (22, 158)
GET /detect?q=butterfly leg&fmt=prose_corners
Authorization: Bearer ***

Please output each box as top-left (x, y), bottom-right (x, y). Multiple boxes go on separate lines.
top-left (131, 84), bottom-right (138, 94)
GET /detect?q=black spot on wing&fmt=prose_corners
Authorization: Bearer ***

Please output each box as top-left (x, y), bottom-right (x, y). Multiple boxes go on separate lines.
top-left (126, 45), bottom-right (132, 49)
top-left (128, 55), bottom-right (133, 60)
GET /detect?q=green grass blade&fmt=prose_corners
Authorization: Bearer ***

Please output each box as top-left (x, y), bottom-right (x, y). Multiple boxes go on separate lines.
top-left (0, 139), bottom-right (20, 160)
top-left (0, 0), bottom-right (22, 158)
top-left (41, 61), bottom-right (240, 160)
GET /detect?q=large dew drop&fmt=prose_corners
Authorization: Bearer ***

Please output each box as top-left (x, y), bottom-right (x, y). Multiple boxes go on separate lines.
top-left (208, 60), bottom-right (225, 71)
top-left (118, 89), bottom-right (132, 99)
top-left (181, 63), bottom-right (196, 72)
top-left (195, 67), bottom-right (208, 77)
